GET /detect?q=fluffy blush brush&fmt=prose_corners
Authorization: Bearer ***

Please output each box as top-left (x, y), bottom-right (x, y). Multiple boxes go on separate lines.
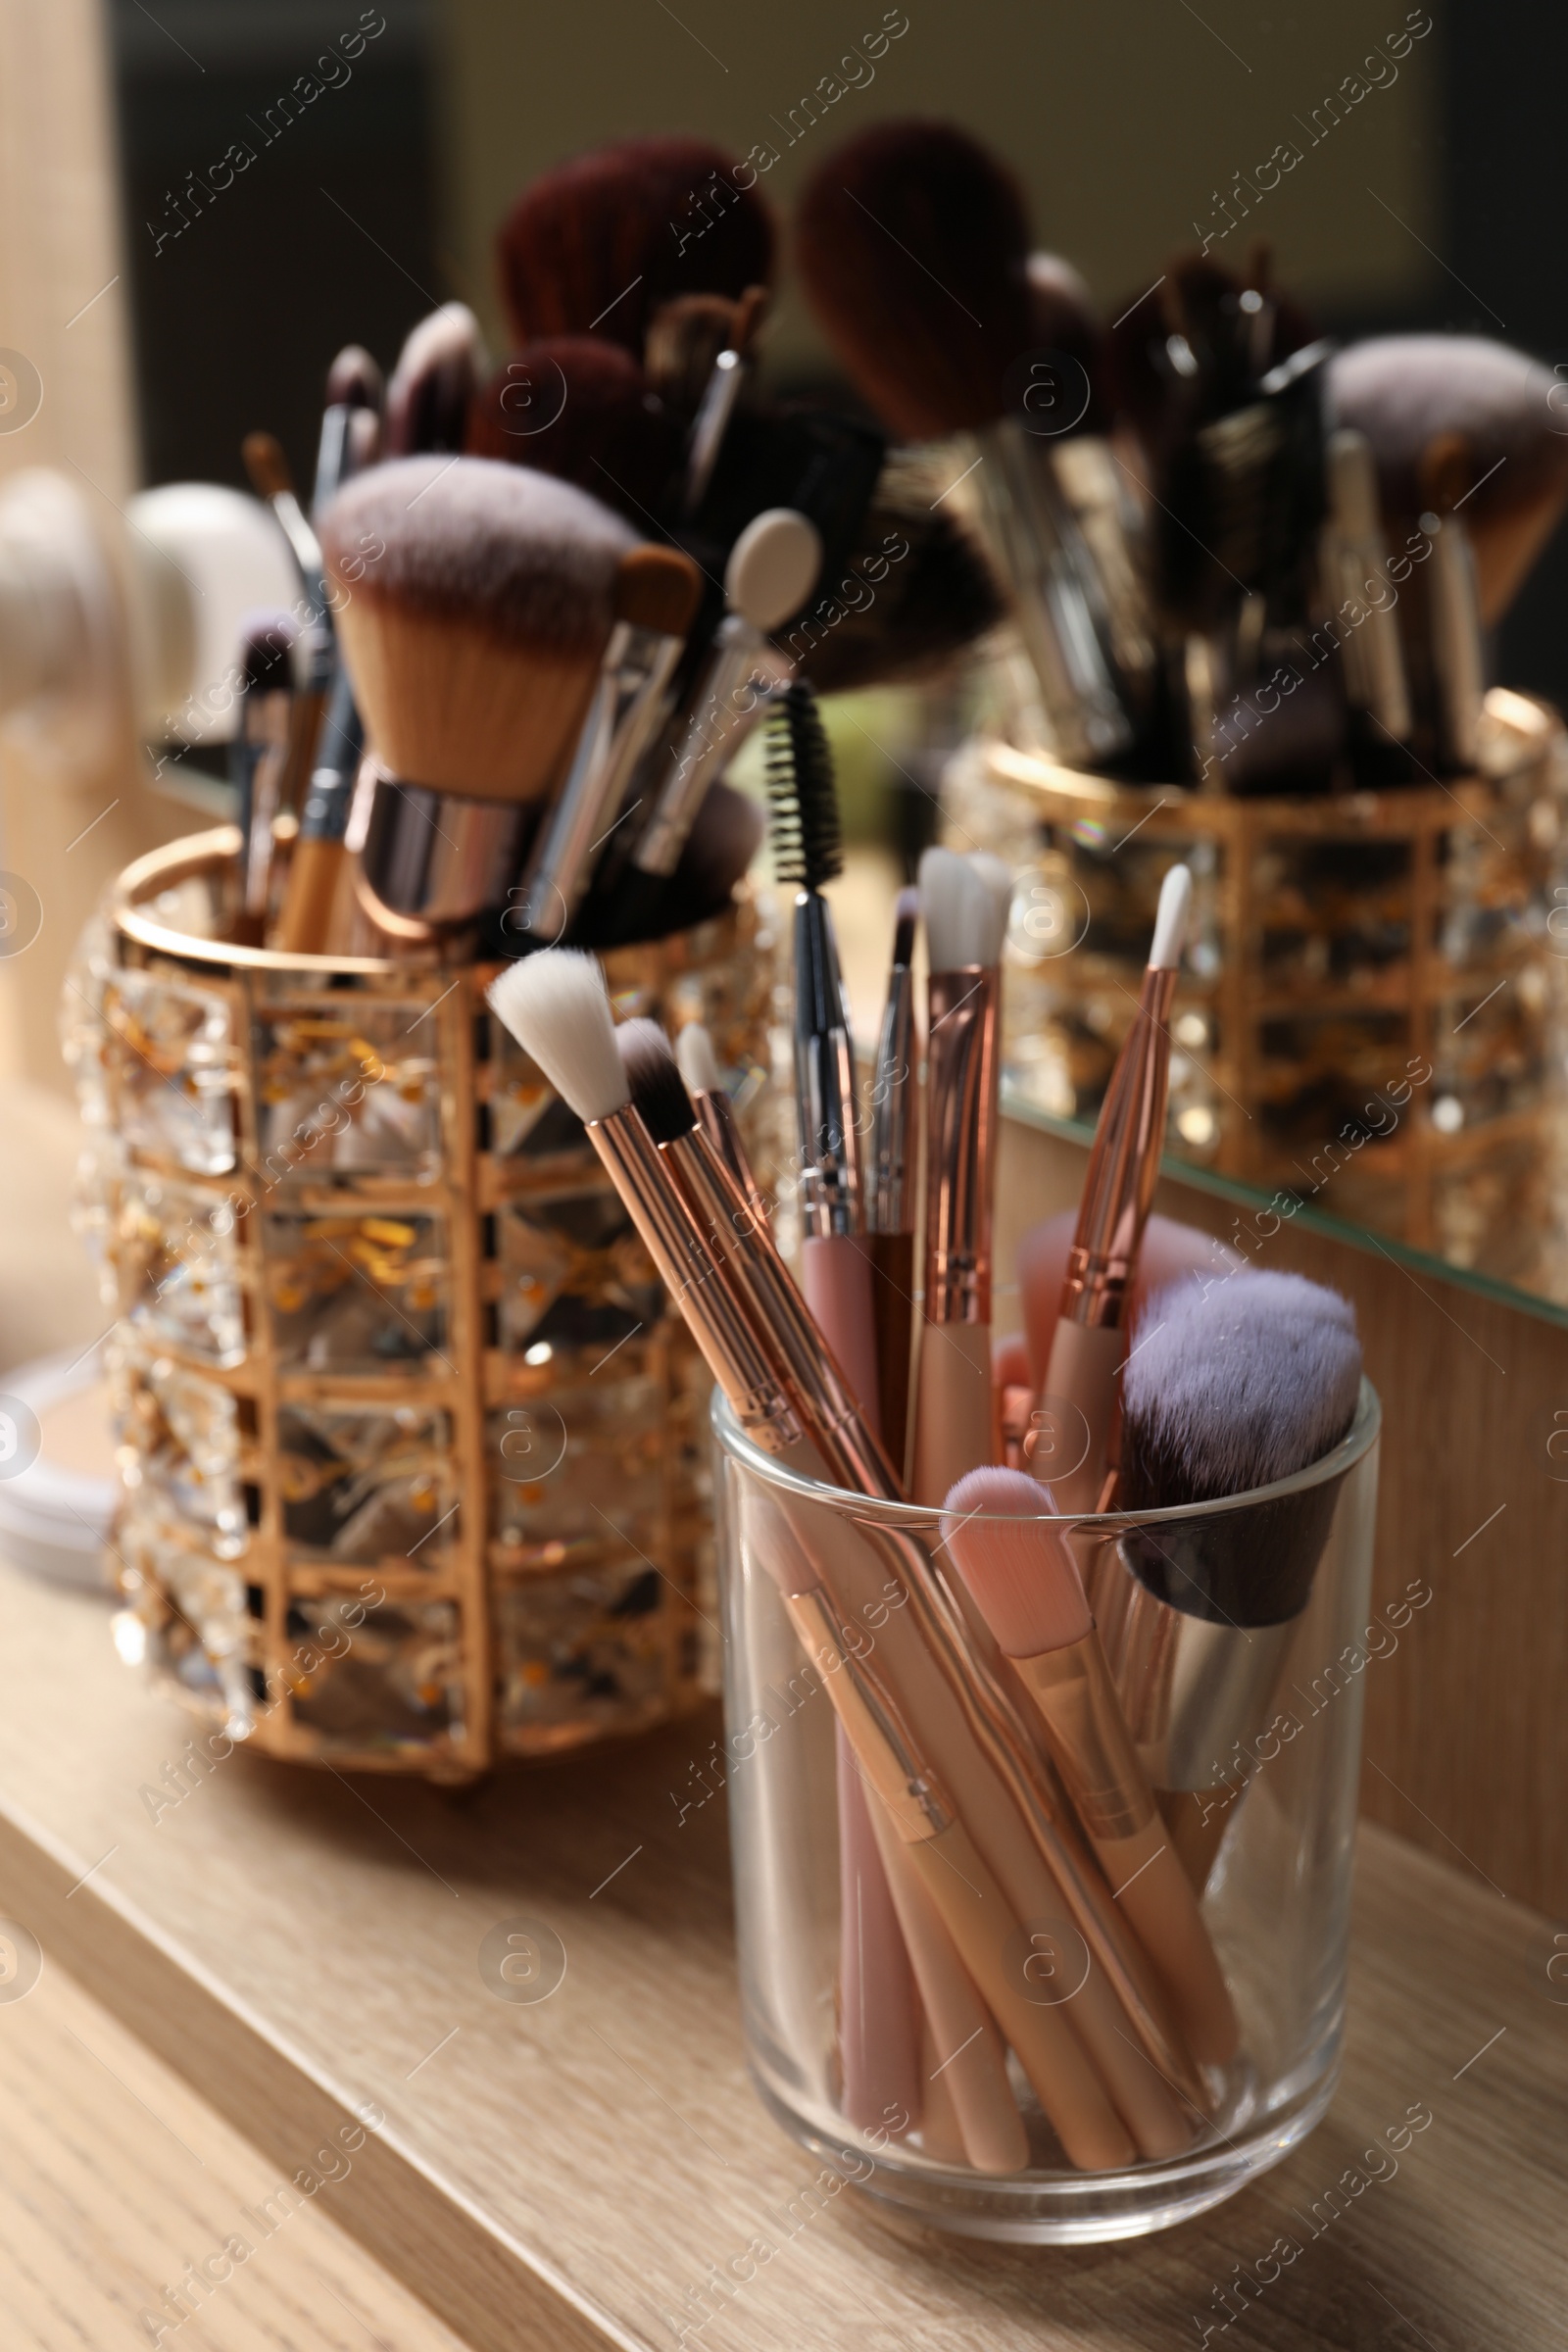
top-left (1106, 1270), bottom-right (1364, 1888)
top-left (943, 1467), bottom-right (1239, 2070)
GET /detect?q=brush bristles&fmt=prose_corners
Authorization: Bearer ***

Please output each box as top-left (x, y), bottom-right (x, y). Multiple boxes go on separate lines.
top-left (675, 1021), bottom-right (724, 1099)
top-left (892, 886), bottom-right (919, 968)
top-left (942, 1468), bottom-right (1092, 1658)
top-left (319, 458), bottom-right (637, 655)
top-left (386, 303), bottom-right (487, 457)
top-left (325, 344), bottom-right (382, 411)
top-left (497, 136), bottom-right (776, 357)
top-left (1120, 1271), bottom-right (1362, 1510)
top-left (486, 951), bottom-right (629, 1124)
top-left (765, 682), bottom-right (842, 893)
top-left (918, 847), bottom-right (1009, 971)
top-left (615, 1018), bottom-right (697, 1145)
top-left (464, 339), bottom-right (683, 526)
top-left (1329, 334), bottom-right (1568, 520)
top-left (1150, 862), bottom-right (1193, 971)
top-left (796, 119), bottom-right (1033, 441)
top-left (237, 611), bottom-right (296, 692)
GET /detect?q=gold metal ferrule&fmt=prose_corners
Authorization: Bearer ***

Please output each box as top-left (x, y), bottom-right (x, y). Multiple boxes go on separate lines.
top-left (1013, 1635), bottom-right (1156, 1844)
top-left (587, 1106), bottom-right (803, 1456)
top-left (1058, 961), bottom-right (1178, 1331)
top-left (923, 965), bottom-right (1000, 1326)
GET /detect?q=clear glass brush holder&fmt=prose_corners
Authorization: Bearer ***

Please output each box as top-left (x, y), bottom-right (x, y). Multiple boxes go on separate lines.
top-left (714, 1380), bottom-right (1381, 2242)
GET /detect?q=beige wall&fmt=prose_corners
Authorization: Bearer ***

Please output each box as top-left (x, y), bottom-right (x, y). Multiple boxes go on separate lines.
top-left (436, 0), bottom-right (1440, 367)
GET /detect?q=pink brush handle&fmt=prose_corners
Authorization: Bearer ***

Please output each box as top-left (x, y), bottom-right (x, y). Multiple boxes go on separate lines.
top-left (803, 1236), bottom-right (882, 1432)
top-left (911, 1319), bottom-right (995, 1506)
top-left (1038, 1316), bottom-right (1125, 1511)
top-left (836, 1727), bottom-right (921, 2137)
top-left (865, 1790), bottom-right (1028, 2174)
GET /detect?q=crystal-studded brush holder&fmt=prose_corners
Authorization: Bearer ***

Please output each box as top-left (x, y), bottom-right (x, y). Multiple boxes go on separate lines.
top-left (716, 1379), bottom-right (1381, 2242)
top-left (946, 689), bottom-right (1568, 1291)
top-left (64, 828), bottom-right (783, 1781)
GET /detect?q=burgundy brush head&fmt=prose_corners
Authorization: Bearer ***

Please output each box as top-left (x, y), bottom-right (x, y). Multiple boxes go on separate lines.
top-left (466, 338), bottom-right (684, 523)
top-left (1025, 253), bottom-right (1115, 437)
top-left (497, 137), bottom-right (776, 358)
top-left (324, 344), bottom-right (383, 412)
top-left (795, 119), bottom-right (1034, 441)
top-left (385, 303), bottom-right (487, 456)
top-left (319, 456), bottom-right (637, 655)
top-left (1107, 249), bottom-right (1316, 451)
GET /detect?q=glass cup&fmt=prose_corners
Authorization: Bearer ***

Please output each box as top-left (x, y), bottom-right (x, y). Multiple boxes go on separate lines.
top-left (714, 1379), bottom-right (1381, 2242)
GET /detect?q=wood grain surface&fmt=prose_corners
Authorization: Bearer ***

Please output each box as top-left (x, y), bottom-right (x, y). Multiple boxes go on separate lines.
top-left (0, 1555), bottom-right (1561, 2352)
top-left (995, 1112), bottom-right (1568, 1919)
top-left (0, 1958), bottom-right (474, 2351)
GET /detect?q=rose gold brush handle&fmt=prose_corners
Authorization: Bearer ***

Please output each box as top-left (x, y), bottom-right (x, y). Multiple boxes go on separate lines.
top-left (803, 1235), bottom-right (882, 1429)
top-left (1046, 961), bottom-right (1178, 1511)
top-left (1013, 1638), bottom-right (1239, 2069)
top-left (912, 1319), bottom-right (996, 1507)
top-left (773, 1573), bottom-right (1134, 2173)
top-left (863, 1229), bottom-right (915, 1471)
top-left (647, 1129), bottom-right (1204, 2129)
top-left (863, 1781), bottom-right (1029, 2174)
top-left (836, 1728), bottom-right (921, 2138)
top-left (691, 1086), bottom-right (770, 1232)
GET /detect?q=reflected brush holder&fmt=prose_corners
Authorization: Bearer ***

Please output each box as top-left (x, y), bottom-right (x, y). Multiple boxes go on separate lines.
top-left (950, 689), bottom-right (1568, 1292)
top-left (63, 829), bottom-right (781, 1780)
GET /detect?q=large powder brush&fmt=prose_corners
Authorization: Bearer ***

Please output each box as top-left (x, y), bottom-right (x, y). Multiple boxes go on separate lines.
top-left (1117, 1269), bottom-right (1362, 1626)
top-left (321, 456), bottom-right (657, 805)
top-left (795, 119), bottom-right (1033, 441)
top-left (497, 136), bottom-right (775, 359)
top-left (465, 338), bottom-right (684, 524)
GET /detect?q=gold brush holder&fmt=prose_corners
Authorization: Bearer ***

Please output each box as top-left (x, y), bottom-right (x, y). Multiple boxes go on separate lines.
top-left (950, 690), bottom-right (1568, 1288)
top-left (63, 829), bottom-right (781, 1781)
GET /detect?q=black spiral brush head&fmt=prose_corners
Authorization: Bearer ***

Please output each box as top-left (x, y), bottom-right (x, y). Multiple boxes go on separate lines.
top-left (765, 681), bottom-right (842, 895)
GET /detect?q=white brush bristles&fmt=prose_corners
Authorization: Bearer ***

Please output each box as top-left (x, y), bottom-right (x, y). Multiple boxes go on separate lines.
top-left (941, 1467), bottom-right (1093, 1658)
top-left (486, 951), bottom-right (629, 1124)
top-left (675, 1021), bottom-right (724, 1098)
top-left (919, 847), bottom-right (1011, 972)
top-left (1150, 861), bottom-right (1193, 971)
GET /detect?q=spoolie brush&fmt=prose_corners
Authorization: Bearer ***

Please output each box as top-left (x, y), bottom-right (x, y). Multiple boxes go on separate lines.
top-left (766, 682), bottom-right (880, 1425)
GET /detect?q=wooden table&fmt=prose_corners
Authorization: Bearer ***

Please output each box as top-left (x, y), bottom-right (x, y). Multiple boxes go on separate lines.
top-left (0, 1559), bottom-right (1562, 2352)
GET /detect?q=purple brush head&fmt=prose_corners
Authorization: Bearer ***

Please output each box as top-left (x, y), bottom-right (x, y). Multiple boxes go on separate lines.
top-left (1120, 1270), bottom-right (1360, 1510)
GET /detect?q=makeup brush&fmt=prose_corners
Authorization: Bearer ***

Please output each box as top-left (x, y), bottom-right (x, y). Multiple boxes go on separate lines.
top-left (465, 337), bottom-right (684, 525)
top-left (944, 1467), bottom-right (1239, 2069)
top-left (766, 682), bottom-right (882, 1424)
top-left (241, 429), bottom-right (334, 815)
top-left (1037, 862), bottom-right (1190, 1513)
top-left (497, 136), bottom-right (775, 359)
top-left (1320, 427), bottom-right (1412, 747)
top-left (513, 541), bottom-right (703, 942)
top-left (579, 776), bottom-right (764, 948)
top-left (796, 121), bottom-right (1134, 766)
top-left (385, 303), bottom-right (488, 457)
top-left (645, 292), bottom-right (748, 420)
top-left (865, 887), bottom-right (920, 1471)
top-left (1017, 1210), bottom-right (1242, 1407)
top-left (507, 959), bottom-right (1205, 2139)
top-left (741, 1490), bottom-right (1134, 2173)
top-left (835, 1726), bottom-right (923, 2139)
top-left (228, 612), bottom-right (296, 944)
top-left (272, 665), bottom-right (364, 955)
top-left (910, 849), bottom-right (1010, 1506)
top-left (1329, 333), bottom-right (1568, 626)
top-left (312, 344), bottom-right (383, 521)
top-left (487, 953), bottom-right (807, 1454)
top-left (321, 457), bottom-right (640, 932)
top-left (1107, 1270), bottom-right (1363, 1888)
top-left (674, 1021), bottom-right (769, 1230)
top-left (682, 282), bottom-right (769, 516)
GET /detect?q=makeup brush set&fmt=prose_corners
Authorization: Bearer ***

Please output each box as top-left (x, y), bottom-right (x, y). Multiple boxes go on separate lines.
top-left (137, 130), bottom-right (1011, 968)
top-left (486, 692), bottom-right (1378, 2188)
top-left (794, 117), bottom-right (1568, 797)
